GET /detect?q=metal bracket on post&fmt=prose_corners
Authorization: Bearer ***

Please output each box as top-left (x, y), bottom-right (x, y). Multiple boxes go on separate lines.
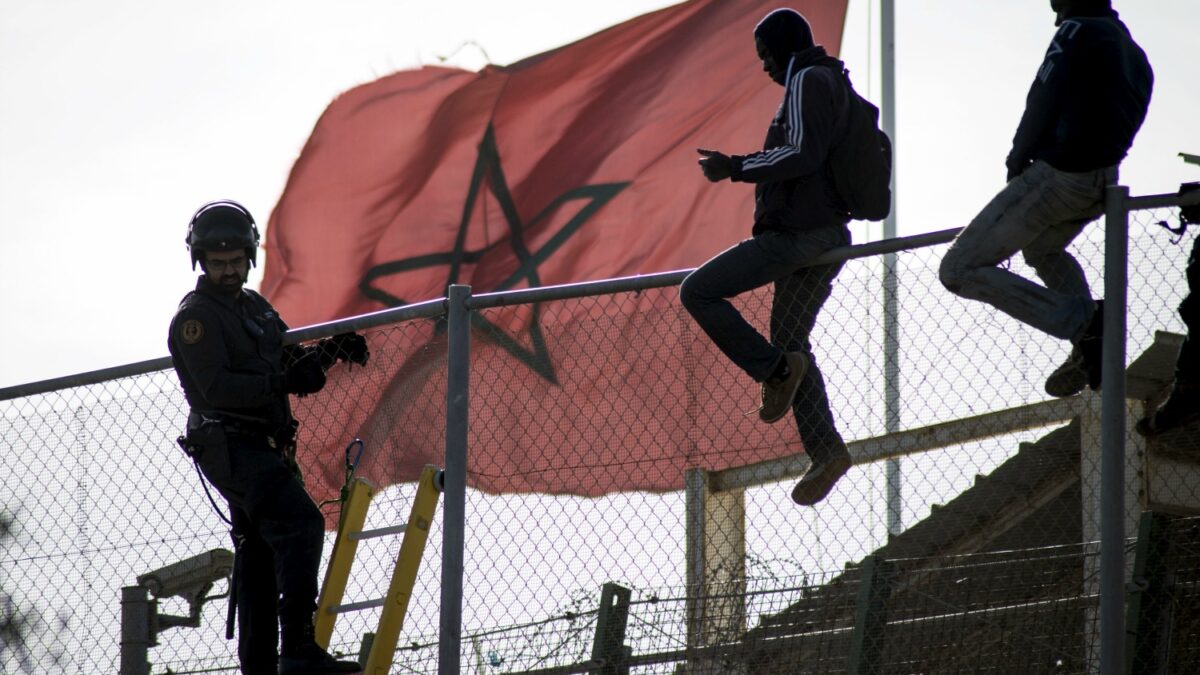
top-left (135, 548), bottom-right (233, 633)
top-left (589, 582), bottom-right (632, 675)
top-left (120, 549), bottom-right (233, 675)
top-left (848, 555), bottom-right (895, 675)
top-left (1124, 511), bottom-right (1173, 675)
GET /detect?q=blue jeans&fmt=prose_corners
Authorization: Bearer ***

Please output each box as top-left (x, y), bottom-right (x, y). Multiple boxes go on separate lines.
top-left (940, 160), bottom-right (1115, 341)
top-left (680, 224), bottom-right (850, 460)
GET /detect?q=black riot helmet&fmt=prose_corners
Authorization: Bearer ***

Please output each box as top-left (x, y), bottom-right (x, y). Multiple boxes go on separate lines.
top-left (185, 200), bottom-right (261, 270)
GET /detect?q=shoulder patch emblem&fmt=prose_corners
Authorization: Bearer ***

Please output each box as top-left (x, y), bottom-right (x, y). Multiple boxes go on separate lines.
top-left (181, 319), bottom-right (205, 345)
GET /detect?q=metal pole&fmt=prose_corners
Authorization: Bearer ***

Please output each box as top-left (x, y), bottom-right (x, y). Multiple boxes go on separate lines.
top-left (1099, 185), bottom-right (1129, 673)
top-left (684, 469), bottom-right (705, 650)
top-left (880, 0), bottom-right (902, 536)
top-left (119, 586), bottom-right (152, 675)
top-left (439, 284), bottom-right (471, 674)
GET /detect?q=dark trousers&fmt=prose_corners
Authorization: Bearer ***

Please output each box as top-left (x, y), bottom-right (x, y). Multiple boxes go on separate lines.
top-left (1179, 235), bottom-right (1200, 381)
top-left (196, 431), bottom-right (325, 674)
top-left (680, 224), bottom-right (850, 462)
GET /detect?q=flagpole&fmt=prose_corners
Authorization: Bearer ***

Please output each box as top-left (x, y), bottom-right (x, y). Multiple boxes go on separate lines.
top-left (880, 0), bottom-right (903, 537)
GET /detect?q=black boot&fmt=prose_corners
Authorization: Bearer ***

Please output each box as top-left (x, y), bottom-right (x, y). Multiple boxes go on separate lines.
top-left (1078, 300), bottom-right (1105, 391)
top-left (278, 622), bottom-right (361, 675)
top-left (1136, 380), bottom-right (1200, 437)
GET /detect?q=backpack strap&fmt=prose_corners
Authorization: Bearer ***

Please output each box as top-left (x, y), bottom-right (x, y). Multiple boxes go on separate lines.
top-left (831, 67), bottom-right (855, 147)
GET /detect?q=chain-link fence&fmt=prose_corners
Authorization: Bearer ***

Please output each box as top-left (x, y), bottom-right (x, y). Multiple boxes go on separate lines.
top-left (1, 186), bottom-right (1198, 673)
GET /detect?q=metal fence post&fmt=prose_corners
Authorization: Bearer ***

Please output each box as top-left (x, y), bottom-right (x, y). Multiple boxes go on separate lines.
top-left (1124, 510), bottom-right (1171, 674)
top-left (589, 582), bottom-right (632, 675)
top-left (883, 253), bottom-right (903, 537)
top-left (847, 555), bottom-right (895, 674)
top-left (880, 0), bottom-right (904, 538)
top-left (440, 284), bottom-right (471, 674)
top-left (684, 468), bottom-right (706, 651)
top-left (684, 468), bottom-right (747, 654)
top-left (119, 586), bottom-right (152, 675)
top-left (1100, 184), bottom-right (1129, 673)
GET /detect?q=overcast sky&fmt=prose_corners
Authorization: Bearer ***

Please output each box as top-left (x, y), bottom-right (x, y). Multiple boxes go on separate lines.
top-left (1, 0), bottom-right (1197, 389)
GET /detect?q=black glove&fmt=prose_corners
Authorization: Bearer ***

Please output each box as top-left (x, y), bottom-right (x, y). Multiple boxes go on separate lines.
top-left (317, 332), bottom-right (370, 369)
top-left (697, 148), bottom-right (733, 182)
top-left (281, 343), bottom-right (307, 369)
top-left (282, 349), bottom-right (326, 396)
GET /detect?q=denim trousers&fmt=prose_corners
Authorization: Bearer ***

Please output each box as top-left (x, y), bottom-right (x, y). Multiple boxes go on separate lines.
top-left (680, 223), bottom-right (850, 460)
top-left (939, 160), bottom-right (1115, 342)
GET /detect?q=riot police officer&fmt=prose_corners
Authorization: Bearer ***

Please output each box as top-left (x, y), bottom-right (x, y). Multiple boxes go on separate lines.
top-left (169, 200), bottom-right (367, 675)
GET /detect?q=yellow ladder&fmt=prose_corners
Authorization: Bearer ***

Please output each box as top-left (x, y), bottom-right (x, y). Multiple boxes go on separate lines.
top-left (314, 464), bottom-right (443, 674)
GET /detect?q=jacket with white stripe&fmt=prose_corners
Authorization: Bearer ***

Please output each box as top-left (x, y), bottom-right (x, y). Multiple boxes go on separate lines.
top-left (728, 47), bottom-right (850, 234)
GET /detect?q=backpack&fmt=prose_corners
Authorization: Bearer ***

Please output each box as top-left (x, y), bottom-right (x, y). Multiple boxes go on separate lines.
top-left (827, 73), bottom-right (893, 222)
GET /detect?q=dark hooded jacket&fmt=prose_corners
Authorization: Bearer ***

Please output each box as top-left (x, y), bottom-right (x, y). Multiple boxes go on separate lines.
top-left (1007, 8), bottom-right (1153, 176)
top-left (728, 45), bottom-right (852, 234)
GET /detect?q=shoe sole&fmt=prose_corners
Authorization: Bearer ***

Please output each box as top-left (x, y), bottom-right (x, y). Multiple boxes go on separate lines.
top-left (1044, 362), bottom-right (1087, 398)
top-left (760, 353), bottom-right (810, 424)
top-left (791, 454), bottom-right (851, 506)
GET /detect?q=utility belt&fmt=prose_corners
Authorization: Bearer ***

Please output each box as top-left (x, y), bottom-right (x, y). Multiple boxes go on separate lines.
top-left (180, 410), bottom-right (297, 457)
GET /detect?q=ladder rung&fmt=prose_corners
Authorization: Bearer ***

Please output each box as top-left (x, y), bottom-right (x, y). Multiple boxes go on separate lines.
top-left (327, 598), bottom-right (386, 614)
top-left (349, 524), bottom-right (408, 541)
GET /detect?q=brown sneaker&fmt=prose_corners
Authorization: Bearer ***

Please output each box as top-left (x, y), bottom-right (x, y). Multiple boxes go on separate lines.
top-left (1045, 346), bottom-right (1087, 398)
top-left (758, 352), bottom-right (809, 423)
top-left (791, 448), bottom-right (852, 506)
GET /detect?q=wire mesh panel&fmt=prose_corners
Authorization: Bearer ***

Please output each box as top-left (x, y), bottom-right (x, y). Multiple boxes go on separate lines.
top-left (450, 205), bottom-right (1198, 672)
top-left (1161, 516), bottom-right (1200, 673)
top-left (1, 372), bottom-right (220, 673)
top-left (0, 315), bottom-right (449, 673)
top-left (2, 195), bottom-right (1198, 673)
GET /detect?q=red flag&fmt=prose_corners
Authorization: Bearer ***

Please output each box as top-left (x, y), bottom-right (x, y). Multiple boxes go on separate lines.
top-left (264, 0), bottom-right (848, 501)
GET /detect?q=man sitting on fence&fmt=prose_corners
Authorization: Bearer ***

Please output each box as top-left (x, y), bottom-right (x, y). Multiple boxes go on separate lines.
top-left (169, 200), bottom-right (369, 675)
top-left (938, 0), bottom-right (1152, 396)
top-left (681, 8), bottom-right (866, 506)
top-left (1138, 188), bottom-right (1200, 437)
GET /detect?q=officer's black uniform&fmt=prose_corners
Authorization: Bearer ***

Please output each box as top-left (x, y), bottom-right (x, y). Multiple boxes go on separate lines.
top-left (170, 274), bottom-right (326, 674)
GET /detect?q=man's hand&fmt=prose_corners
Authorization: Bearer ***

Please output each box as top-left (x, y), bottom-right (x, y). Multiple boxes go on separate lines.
top-left (1006, 156), bottom-right (1032, 183)
top-left (697, 148), bottom-right (733, 182)
top-left (283, 350), bottom-right (326, 397)
top-left (317, 332), bottom-right (370, 369)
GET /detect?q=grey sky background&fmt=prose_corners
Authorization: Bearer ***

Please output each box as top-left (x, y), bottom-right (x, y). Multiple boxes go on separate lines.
top-left (0, 0), bottom-right (1196, 389)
